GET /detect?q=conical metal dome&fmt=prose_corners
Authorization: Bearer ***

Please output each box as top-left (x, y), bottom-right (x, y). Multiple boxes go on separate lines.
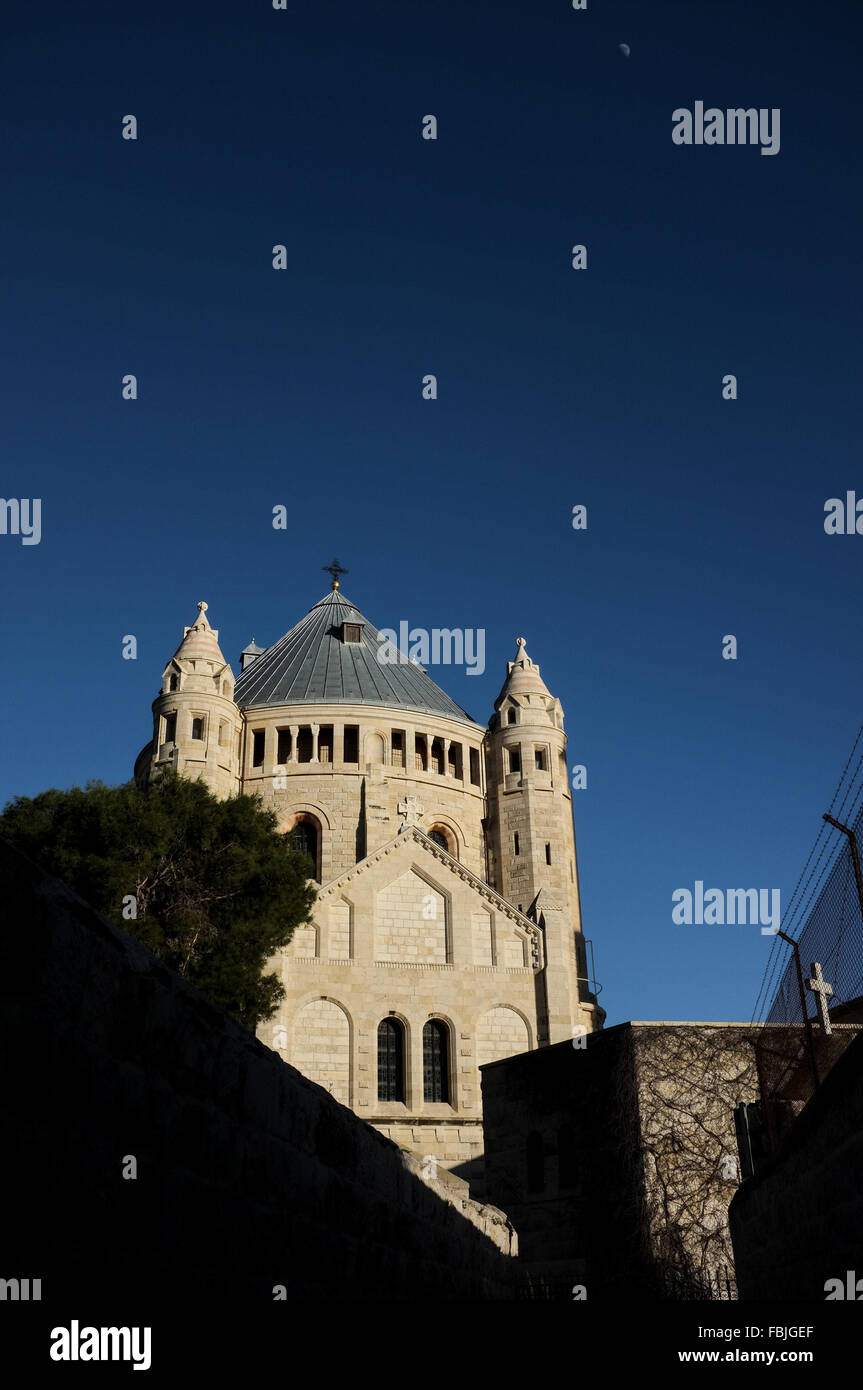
top-left (234, 591), bottom-right (480, 724)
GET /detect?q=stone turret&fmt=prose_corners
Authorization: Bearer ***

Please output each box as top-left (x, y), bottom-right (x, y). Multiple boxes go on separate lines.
top-left (485, 638), bottom-right (602, 1042)
top-left (144, 602), bottom-right (241, 799)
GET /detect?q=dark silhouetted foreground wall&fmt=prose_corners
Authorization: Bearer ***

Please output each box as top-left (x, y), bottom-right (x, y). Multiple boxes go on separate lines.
top-left (0, 840), bottom-right (522, 1302)
top-left (730, 1028), bottom-right (863, 1300)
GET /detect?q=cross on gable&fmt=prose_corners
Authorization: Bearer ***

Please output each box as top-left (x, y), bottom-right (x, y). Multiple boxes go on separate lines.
top-left (806, 961), bottom-right (834, 1035)
top-left (398, 796), bottom-right (424, 831)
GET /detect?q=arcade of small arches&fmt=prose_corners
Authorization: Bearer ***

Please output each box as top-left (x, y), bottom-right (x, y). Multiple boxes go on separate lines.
top-left (245, 720), bottom-right (484, 786)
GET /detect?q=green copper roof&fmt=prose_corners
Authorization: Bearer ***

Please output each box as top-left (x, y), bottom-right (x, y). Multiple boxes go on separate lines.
top-left (234, 591), bottom-right (479, 724)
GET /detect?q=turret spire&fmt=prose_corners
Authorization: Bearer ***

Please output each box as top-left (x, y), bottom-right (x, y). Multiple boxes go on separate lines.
top-left (171, 601), bottom-right (227, 665)
top-left (495, 635), bottom-right (552, 705)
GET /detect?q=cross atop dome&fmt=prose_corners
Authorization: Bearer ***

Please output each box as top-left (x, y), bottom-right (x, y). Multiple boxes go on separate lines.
top-left (323, 559), bottom-right (349, 591)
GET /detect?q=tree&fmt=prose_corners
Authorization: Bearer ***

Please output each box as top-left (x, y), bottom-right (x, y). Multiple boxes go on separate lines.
top-left (0, 773), bottom-right (317, 1030)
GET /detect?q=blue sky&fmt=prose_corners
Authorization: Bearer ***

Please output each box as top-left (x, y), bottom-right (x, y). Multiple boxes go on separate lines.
top-left (2, 0), bottom-right (861, 1026)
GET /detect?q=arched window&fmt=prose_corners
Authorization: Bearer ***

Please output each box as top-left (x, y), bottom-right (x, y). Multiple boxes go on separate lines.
top-left (558, 1124), bottom-right (578, 1189)
top-left (289, 815), bottom-right (320, 882)
top-left (423, 1020), bottom-right (450, 1103)
top-left (427, 823), bottom-right (457, 858)
top-left (527, 1131), bottom-right (545, 1193)
top-left (377, 1018), bottom-right (405, 1103)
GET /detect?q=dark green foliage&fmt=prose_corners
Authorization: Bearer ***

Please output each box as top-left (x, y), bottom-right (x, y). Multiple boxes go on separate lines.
top-left (0, 773), bottom-right (316, 1030)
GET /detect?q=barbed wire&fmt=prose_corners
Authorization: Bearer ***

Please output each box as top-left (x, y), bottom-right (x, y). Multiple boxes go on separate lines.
top-left (752, 727), bottom-right (863, 1024)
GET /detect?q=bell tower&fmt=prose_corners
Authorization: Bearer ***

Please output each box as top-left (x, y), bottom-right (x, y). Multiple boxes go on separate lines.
top-left (486, 638), bottom-right (602, 1042)
top-left (144, 601), bottom-right (241, 799)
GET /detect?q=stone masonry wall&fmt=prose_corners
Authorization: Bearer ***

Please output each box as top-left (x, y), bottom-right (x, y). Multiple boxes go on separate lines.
top-left (481, 1023), bottom-right (763, 1298)
top-left (241, 702), bottom-right (489, 882)
top-left (264, 826), bottom-right (543, 1183)
top-left (0, 840), bottom-right (524, 1301)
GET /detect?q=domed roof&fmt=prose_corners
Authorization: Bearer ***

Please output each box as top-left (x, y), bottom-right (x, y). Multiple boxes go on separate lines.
top-left (234, 591), bottom-right (480, 725)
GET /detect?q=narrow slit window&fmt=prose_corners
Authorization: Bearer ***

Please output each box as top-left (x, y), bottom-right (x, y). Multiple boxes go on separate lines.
top-left (431, 738), bottom-right (445, 775)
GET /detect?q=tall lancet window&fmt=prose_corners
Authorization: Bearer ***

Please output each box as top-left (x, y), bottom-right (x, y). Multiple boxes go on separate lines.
top-left (377, 1018), bottom-right (405, 1103)
top-left (422, 1020), bottom-right (450, 1103)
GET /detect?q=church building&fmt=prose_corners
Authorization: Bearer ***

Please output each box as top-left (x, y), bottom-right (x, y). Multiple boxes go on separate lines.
top-left (134, 578), bottom-right (603, 1181)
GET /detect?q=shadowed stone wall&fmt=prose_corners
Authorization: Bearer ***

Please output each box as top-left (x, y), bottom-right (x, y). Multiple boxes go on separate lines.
top-left (730, 1028), bottom-right (863, 1301)
top-left (0, 840), bottom-right (523, 1302)
top-left (480, 1022), bottom-right (763, 1299)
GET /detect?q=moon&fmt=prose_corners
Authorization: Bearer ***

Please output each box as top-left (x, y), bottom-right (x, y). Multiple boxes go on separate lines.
top-left (619, 43), bottom-right (631, 57)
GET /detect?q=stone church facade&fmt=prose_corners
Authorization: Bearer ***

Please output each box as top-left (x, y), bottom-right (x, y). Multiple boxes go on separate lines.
top-left (134, 583), bottom-right (603, 1180)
